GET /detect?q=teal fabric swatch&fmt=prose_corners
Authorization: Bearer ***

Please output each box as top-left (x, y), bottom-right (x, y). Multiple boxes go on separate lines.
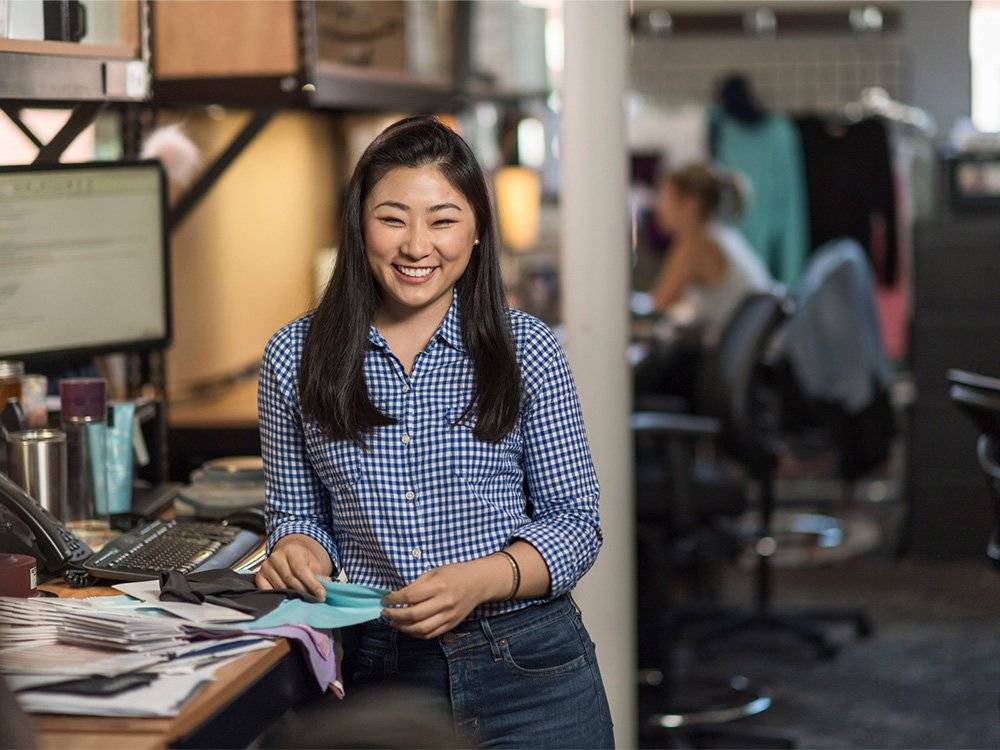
top-left (238, 579), bottom-right (389, 630)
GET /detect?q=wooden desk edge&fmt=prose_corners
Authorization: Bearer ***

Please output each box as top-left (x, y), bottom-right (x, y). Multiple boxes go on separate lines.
top-left (34, 639), bottom-right (290, 744)
top-left (32, 578), bottom-right (293, 746)
top-left (164, 637), bottom-right (291, 743)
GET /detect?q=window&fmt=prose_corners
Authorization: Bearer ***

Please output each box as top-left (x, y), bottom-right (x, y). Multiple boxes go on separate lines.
top-left (971, 0), bottom-right (1000, 132)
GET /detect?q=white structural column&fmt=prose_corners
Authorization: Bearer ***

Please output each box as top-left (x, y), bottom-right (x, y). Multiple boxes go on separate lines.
top-left (560, 1), bottom-right (635, 746)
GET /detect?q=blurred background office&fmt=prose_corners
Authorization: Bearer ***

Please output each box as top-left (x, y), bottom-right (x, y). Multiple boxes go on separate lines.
top-left (1, 1), bottom-right (998, 748)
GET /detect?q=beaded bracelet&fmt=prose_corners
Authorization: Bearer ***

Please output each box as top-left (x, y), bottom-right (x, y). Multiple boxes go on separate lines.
top-left (497, 550), bottom-right (521, 601)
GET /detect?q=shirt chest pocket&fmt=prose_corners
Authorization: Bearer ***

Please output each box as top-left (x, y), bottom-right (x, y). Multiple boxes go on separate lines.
top-left (443, 405), bottom-right (522, 487)
top-left (304, 422), bottom-right (363, 493)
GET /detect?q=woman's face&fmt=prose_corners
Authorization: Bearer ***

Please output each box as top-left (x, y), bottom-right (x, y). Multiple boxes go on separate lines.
top-left (655, 182), bottom-right (700, 235)
top-left (363, 164), bottom-right (477, 315)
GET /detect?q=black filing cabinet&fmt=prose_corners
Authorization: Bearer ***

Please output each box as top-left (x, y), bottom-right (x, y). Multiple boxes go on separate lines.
top-left (908, 218), bottom-right (1000, 557)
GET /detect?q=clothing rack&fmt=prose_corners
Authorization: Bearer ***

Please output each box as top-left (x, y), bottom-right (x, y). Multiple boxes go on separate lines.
top-left (631, 6), bottom-right (901, 38)
top-left (844, 87), bottom-right (936, 138)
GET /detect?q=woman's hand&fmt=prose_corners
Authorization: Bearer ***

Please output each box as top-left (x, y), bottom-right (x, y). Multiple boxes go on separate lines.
top-left (382, 556), bottom-right (509, 639)
top-left (255, 534), bottom-right (333, 601)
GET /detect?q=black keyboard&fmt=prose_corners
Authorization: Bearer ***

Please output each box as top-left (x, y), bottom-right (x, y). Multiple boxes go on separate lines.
top-left (83, 519), bottom-right (261, 582)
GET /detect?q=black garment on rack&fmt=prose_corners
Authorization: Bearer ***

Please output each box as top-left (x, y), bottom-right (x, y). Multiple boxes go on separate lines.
top-left (794, 116), bottom-right (898, 285)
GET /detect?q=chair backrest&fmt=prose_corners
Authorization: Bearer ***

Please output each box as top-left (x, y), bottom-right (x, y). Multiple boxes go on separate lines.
top-left (949, 378), bottom-right (1000, 570)
top-left (696, 292), bottom-right (788, 476)
top-left (785, 239), bottom-right (892, 413)
top-left (950, 381), bottom-right (1000, 440)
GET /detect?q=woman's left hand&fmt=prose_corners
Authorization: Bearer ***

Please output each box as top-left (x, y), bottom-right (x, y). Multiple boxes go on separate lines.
top-left (383, 556), bottom-right (506, 639)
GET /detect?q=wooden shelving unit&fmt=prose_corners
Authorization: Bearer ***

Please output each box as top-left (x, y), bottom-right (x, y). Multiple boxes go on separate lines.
top-left (0, 0), bottom-right (149, 103)
top-left (149, 0), bottom-right (467, 113)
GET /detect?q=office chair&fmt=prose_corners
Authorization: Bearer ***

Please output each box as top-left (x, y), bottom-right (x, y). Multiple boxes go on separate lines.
top-left (634, 412), bottom-right (796, 749)
top-left (947, 369), bottom-right (1000, 569)
top-left (634, 294), bottom-right (797, 747)
top-left (694, 294), bottom-right (873, 659)
top-left (637, 292), bottom-right (871, 665)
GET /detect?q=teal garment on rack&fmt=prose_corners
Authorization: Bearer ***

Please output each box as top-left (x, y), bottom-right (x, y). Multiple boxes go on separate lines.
top-left (711, 108), bottom-right (810, 289)
top-left (238, 579), bottom-right (389, 630)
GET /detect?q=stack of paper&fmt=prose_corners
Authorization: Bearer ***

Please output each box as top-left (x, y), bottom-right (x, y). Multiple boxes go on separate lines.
top-left (15, 673), bottom-right (214, 718)
top-left (0, 596), bottom-right (186, 651)
top-left (8, 638), bottom-right (274, 717)
top-left (0, 596), bottom-right (273, 718)
top-left (1, 644), bottom-right (166, 686)
top-left (0, 623), bottom-right (58, 647)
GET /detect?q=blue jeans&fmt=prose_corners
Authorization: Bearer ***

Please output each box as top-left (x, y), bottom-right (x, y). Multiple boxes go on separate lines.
top-left (344, 595), bottom-right (615, 748)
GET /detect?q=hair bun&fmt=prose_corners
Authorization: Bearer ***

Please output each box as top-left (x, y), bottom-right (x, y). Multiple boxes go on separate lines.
top-left (665, 163), bottom-right (746, 222)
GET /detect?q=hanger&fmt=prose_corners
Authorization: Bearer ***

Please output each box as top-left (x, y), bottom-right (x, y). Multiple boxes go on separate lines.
top-left (844, 87), bottom-right (936, 137)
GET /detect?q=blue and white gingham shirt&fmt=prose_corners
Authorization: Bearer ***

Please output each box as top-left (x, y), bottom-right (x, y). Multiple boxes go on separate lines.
top-left (259, 292), bottom-right (602, 617)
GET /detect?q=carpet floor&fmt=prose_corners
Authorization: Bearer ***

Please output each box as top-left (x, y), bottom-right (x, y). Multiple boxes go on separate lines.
top-left (640, 557), bottom-right (1000, 749)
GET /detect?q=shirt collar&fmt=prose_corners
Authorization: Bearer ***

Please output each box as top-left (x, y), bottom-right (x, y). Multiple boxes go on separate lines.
top-left (435, 291), bottom-right (465, 353)
top-left (367, 290), bottom-right (465, 353)
top-left (367, 325), bottom-right (387, 350)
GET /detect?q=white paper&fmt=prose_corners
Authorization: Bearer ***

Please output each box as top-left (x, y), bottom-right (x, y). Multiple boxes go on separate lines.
top-left (112, 580), bottom-right (255, 624)
top-left (0, 597), bottom-right (185, 651)
top-left (16, 673), bottom-right (211, 717)
top-left (1, 594), bottom-right (281, 719)
top-left (0, 643), bottom-right (165, 676)
top-left (147, 640), bottom-right (273, 676)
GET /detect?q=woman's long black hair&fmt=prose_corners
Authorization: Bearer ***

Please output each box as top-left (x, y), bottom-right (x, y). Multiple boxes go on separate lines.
top-left (299, 115), bottom-right (521, 446)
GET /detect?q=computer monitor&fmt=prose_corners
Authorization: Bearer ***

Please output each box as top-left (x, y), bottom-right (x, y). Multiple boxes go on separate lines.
top-left (0, 160), bottom-right (171, 360)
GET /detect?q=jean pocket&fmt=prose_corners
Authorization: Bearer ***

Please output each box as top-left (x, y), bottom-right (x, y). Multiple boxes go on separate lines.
top-left (349, 646), bottom-right (389, 687)
top-left (498, 613), bottom-right (590, 677)
top-left (348, 651), bottom-right (374, 684)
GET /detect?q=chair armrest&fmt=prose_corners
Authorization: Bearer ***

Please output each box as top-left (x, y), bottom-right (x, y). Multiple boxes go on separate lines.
top-left (631, 411), bottom-right (722, 438)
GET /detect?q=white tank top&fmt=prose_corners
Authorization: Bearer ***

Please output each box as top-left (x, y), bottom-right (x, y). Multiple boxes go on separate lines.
top-left (669, 223), bottom-right (773, 346)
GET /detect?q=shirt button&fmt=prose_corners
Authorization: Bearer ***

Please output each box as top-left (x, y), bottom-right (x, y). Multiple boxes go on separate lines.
top-left (404, 490), bottom-right (415, 501)
top-left (411, 547), bottom-right (422, 559)
top-left (402, 384), bottom-right (411, 393)
top-left (401, 433), bottom-right (411, 445)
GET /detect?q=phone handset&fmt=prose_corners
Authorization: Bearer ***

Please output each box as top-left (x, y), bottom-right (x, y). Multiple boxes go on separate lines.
top-left (0, 471), bottom-right (92, 575)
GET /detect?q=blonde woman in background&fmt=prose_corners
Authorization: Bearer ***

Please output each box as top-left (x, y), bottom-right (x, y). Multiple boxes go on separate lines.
top-left (651, 164), bottom-right (773, 345)
top-left (635, 164), bottom-right (773, 404)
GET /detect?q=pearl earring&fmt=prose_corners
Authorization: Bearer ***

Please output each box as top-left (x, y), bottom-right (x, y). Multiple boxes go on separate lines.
top-left (474, 239), bottom-right (480, 246)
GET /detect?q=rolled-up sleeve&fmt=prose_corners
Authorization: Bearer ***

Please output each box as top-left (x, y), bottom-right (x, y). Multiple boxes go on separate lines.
top-left (258, 328), bottom-right (340, 571)
top-left (512, 325), bottom-right (602, 597)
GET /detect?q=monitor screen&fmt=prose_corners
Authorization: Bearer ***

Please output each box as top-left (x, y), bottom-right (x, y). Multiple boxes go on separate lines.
top-left (0, 161), bottom-right (171, 360)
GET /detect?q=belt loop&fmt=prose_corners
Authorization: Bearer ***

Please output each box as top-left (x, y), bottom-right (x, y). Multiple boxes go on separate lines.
top-left (479, 616), bottom-right (502, 661)
top-left (568, 593), bottom-right (582, 617)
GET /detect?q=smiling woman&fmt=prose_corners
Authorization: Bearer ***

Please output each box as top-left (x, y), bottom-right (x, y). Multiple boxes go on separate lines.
top-left (255, 116), bottom-right (614, 748)
top-left (299, 116), bottom-right (520, 445)
top-left (365, 166), bottom-right (478, 333)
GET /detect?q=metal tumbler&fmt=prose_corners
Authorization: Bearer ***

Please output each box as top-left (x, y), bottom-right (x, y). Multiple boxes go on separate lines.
top-left (6, 429), bottom-right (67, 519)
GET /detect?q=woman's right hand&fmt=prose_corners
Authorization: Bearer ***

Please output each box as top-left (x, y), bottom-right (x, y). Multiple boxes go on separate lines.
top-left (255, 534), bottom-right (333, 601)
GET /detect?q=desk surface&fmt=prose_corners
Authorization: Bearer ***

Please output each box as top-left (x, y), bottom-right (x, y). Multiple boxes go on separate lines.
top-left (31, 579), bottom-right (289, 750)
